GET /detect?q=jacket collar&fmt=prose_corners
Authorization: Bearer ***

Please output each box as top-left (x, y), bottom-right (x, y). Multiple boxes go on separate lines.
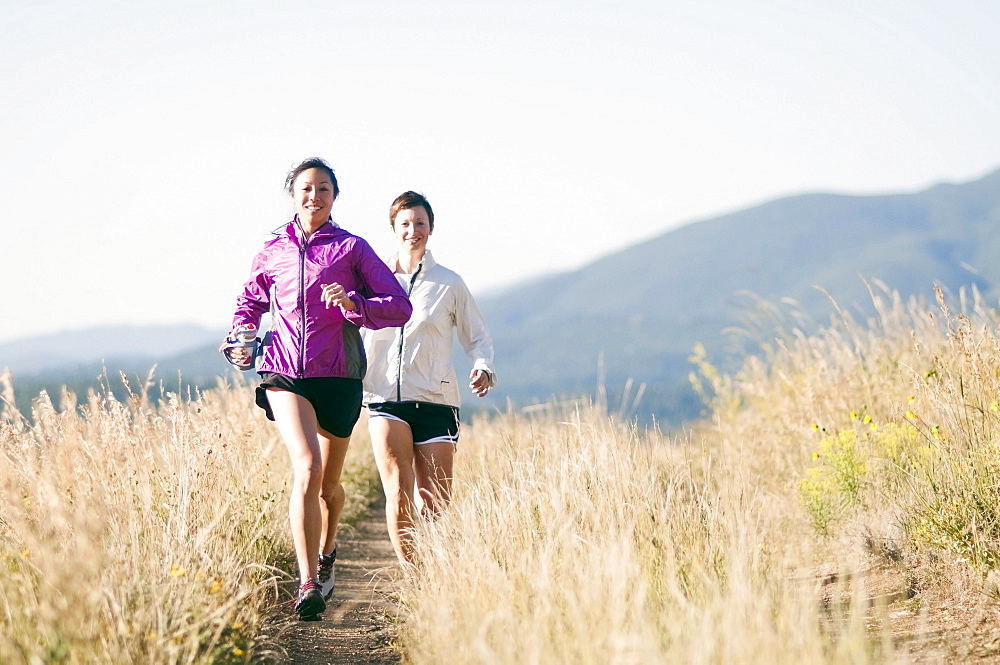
top-left (281, 216), bottom-right (342, 244)
top-left (389, 249), bottom-right (437, 274)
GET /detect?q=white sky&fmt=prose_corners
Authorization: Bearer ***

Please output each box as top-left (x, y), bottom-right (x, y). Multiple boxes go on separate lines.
top-left (2, 0), bottom-right (998, 343)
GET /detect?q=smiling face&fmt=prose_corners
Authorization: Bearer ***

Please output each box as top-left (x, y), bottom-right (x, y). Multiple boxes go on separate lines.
top-left (392, 205), bottom-right (433, 254)
top-left (291, 167), bottom-right (336, 229)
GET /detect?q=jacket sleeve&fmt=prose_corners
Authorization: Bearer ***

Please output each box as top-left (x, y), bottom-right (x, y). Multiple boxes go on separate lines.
top-left (231, 250), bottom-right (272, 331)
top-left (344, 239), bottom-right (413, 330)
top-left (453, 276), bottom-right (498, 386)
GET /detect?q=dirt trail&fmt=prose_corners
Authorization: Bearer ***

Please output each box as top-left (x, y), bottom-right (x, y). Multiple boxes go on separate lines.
top-left (267, 499), bottom-right (404, 664)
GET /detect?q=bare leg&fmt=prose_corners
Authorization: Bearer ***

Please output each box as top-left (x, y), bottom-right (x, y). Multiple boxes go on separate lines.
top-left (318, 428), bottom-right (350, 556)
top-left (369, 417), bottom-right (417, 565)
top-left (415, 442), bottom-right (455, 520)
top-left (266, 388), bottom-right (324, 584)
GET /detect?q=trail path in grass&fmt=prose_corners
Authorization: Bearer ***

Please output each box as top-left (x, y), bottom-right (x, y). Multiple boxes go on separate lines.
top-left (271, 497), bottom-right (404, 665)
top-left (804, 555), bottom-right (1000, 664)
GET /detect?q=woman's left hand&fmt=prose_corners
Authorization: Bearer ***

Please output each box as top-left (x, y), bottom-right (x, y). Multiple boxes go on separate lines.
top-left (321, 283), bottom-right (357, 311)
top-left (469, 369), bottom-right (491, 397)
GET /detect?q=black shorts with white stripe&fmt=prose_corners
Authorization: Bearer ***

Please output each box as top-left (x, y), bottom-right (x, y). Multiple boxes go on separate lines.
top-left (367, 401), bottom-right (460, 445)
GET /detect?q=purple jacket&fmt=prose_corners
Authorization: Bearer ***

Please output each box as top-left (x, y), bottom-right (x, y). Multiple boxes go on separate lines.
top-left (231, 219), bottom-right (412, 380)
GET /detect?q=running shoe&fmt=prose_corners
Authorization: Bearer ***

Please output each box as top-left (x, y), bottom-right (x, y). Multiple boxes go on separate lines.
top-left (294, 579), bottom-right (325, 620)
top-left (318, 549), bottom-right (336, 600)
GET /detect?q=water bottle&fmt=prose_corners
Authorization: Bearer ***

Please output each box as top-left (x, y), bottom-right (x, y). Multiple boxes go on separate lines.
top-left (224, 323), bottom-right (259, 371)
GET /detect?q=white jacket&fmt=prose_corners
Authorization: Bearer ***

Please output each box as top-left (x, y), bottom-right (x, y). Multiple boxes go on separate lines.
top-left (362, 250), bottom-right (497, 408)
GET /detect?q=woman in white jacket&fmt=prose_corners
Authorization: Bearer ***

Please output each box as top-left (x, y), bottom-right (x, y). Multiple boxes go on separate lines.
top-left (363, 191), bottom-right (497, 566)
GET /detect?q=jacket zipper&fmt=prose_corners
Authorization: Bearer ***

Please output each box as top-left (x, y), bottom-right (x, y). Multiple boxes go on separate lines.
top-left (394, 263), bottom-right (423, 401)
top-left (297, 233), bottom-right (307, 379)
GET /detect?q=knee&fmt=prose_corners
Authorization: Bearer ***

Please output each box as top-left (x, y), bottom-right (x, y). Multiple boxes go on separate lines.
top-left (384, 482), bottom-right (413, 512)
top-left (320, 482), bottom-right (344, 507)
top-left (378, 468), bottom-right (403, 496)
top-left (419, 485), bottom-right (451, 515)
top-left (290, 457), bottom-right (323, 495)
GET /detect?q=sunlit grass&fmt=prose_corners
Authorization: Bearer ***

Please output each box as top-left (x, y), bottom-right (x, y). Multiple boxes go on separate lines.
top-left (7, 281), bottom-right (1000, 663)
top-left (394, 283), bottom-right (1000, 663)
top-left (392, 406), bottom-right (873, 663)
top-left (0, 375), bottom-right (378, 664)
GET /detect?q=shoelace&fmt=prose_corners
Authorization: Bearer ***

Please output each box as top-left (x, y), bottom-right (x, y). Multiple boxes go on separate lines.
top-left (318, 549), bottom-right (336, 581)
top-left (319, 548), bottom-right (337, 568)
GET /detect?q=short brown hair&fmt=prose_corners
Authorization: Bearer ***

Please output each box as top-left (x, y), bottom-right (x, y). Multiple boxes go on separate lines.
top-left (389, 191), bottom-right (434, 231)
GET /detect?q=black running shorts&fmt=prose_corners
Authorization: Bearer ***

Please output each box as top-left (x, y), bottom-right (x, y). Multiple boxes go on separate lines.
top-left (367, 401), bottom-right (461, 445)
top-left (255, 373), bottom-right (362, 438)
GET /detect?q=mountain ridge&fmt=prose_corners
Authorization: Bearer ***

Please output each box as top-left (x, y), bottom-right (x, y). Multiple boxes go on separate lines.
top-left (473, 165), bottom-right (1000, 421)
top-left (0, 323), bottom-right (222, 376)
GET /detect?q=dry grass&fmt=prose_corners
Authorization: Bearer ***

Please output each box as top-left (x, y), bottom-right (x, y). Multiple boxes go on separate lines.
top-left (394, 284), bottom-right (1000, 664)
top-left (395, 406), bottom-right (883, 664)
top-left (0, 373), bottom-right (379, 664)
top-left (7, 282), bottom-right (1000, 663)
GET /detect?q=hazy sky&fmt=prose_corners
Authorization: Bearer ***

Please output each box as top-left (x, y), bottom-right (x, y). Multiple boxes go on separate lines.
top-left (2, 0), bottom-right (998, 344)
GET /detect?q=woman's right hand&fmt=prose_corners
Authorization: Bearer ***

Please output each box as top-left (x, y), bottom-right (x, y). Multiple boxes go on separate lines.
top-left (218, 337), bottom-right (251, 362)
top-left (321, 282), bottom-right (357, 311)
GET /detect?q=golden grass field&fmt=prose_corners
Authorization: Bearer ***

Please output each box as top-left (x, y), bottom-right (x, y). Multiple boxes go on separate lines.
top-left (5, 284), bottom-right (1000, 663)
top-left (0, 374), bottom-right (380, 664)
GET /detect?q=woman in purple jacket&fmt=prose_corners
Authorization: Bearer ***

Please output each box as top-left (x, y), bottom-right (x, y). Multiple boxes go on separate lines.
top-left (225, 157), bottom-right (411, 620)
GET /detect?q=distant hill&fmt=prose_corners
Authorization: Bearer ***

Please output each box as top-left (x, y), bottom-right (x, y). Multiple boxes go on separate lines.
top-left (0, 324), bottom-right (221, 376)
top-left (0, 324), bottom-right (226, 415)
top-left (3, 167), bottom-right (999, 424)
top-left (472, 166), bottom-right (1000, 423)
